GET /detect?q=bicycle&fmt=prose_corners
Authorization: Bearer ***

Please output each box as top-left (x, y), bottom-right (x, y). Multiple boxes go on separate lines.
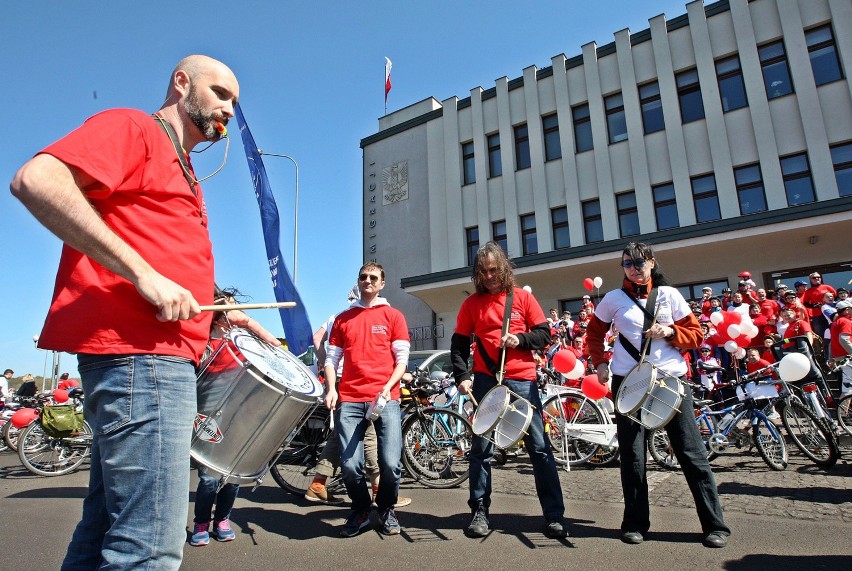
top-left (825, 354), bottom-right (852, 438)
top-left (17, 388), bottom-right (93, 476)
top-left (268, 406), bottom-right (340, 496)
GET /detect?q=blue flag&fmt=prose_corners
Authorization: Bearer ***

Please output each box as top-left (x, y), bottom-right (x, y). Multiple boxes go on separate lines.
top-left (234, 104), bottom-right (312, 355)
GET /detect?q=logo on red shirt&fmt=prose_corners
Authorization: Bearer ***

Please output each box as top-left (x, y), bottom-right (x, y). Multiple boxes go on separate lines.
top-left (372, 324), bottom-right (388, 335)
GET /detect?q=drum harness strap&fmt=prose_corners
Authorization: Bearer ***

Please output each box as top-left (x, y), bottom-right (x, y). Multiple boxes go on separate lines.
top-left (475, 288), bottom-right (514, 383)
top-left (152, 114), bottom-right (199, 197)
top-left (618, 287), bottom-right (659, 365)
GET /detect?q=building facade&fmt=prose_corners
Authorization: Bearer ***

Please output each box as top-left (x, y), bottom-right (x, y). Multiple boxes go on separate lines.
top-left (360, 0), bottom-right (852, 350)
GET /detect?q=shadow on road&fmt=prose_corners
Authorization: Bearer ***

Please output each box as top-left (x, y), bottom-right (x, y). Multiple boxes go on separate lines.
top-left (723, 554), bottom-right (849, 570)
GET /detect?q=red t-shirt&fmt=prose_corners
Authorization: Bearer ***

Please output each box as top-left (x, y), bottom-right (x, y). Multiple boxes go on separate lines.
top-left (758, 299), bottom-right (781, 321)
top-left (455, 287), bottom-right (546, 381)
top-left (803, 284), bottom-right (837, 318)
top-left (37, 109), bottom-right (214, 362)
top-left (784, 319), bottom-right (812, 339)
top-left (830, 315), bottom-right (852, 357)
top-left (329, 303), bottom-right (409, 402)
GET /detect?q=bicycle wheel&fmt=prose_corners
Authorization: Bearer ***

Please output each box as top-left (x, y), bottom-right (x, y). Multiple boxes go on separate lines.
top-left (3, 420), bottom-right (23, 453)
top-left (401, 407), bottom-right (471, 488)
top-left (835, 393), bottom-right (852, 438)
top-left (780, 399), bottom-right (838, 468)
top-left (647, 428), bottom-right (680, 470)
top-left (18, 421), bottom-right (92, 476)
top-left (269, 408), bottom-right (331, 496)
top-left (541, 393), bottom-right (607, 466)
top-left (752, 416), bottom-right (788, 471)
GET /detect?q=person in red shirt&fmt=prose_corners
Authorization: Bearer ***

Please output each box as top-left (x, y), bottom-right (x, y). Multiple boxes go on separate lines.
top-left (748, 304), bottom-right (775, 346)
top-left (780, 307), bottom-right (813, 345)
top-left (782, 290), bottom-right (808, 322)
top-left (56, 372), bottom-right (80, 391)
top-left (451, 241), bottom-right (566, 540)
top-left (802, 272), bottom-right (837, 339)
top-left (829, 300), bottom-right (852, 396)
top-left (325, 262), bottom-right (410, 538)
top-left (756, 288), bottom-right (781, 323)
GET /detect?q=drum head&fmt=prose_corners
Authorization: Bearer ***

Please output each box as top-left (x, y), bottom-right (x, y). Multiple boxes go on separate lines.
top-left (232, 329), bottom-right (323, 397)
top-left (494, 398), bottom-right (533, 449)
top-left (472, 385), bottom-right (509, 436)
top-left (641, 374), bottom-right (684, 430)
top-left (616, 361), bottom-right (655, 414)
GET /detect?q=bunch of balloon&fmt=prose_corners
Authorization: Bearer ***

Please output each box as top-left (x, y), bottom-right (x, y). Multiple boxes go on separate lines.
top-left (705, 311), bottom-right (760, 360)
top-left (583, 276), bottom-right (604, 302)
top-left (552, 349), bottom-right (585, 384)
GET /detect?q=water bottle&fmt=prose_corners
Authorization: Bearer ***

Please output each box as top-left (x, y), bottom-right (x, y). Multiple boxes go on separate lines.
top-left (718, 412), bottom-right (735, 431)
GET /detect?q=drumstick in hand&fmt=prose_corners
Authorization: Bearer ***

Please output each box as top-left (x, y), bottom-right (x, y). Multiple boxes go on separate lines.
top-left (199, 301), bottom-right (297, 312)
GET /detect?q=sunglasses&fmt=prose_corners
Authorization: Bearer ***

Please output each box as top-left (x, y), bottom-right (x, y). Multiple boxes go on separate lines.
top-left (810, 276), bottom-right (822, 280)
top-left (620, 258), bottom-right (648, 269)
top-left (700, 349), bottom-right (711, 353)
top-left (359, 273), bottom-right (380, 284)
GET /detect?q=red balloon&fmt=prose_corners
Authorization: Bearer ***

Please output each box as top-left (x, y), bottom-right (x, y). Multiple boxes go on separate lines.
top-left (723, 311), bottom-right (743, 325)
top-left (583, 278), bottom-right (595, 291)
top-left (11, 408), bottom-right (39, 429)
top-left (581, 374), bottom-right (608, 400)
top-left (552, 350), bottom-right (577, 374)
top-left (52, 389), bottom-right (69, 403)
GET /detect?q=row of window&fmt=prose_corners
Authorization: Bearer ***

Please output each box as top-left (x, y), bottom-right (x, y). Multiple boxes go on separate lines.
top-left (461, 24), bottom-right (843, 186)
top-left (465, 141), bottom-right (852, 263)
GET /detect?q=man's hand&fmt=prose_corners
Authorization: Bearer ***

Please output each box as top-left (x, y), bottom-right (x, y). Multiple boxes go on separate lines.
top-left (596, 362), bottom-right (611, 385)
top-left (222, 309), bottom-right (281, 346)
top-left (501, 333), bottom-right (520, 349)
top-left (458, 379), bottom-right (473, 395)
top-left (134, 270), bottom-right (200, 322)
top-left (324, 387), bottom-right (338, 411)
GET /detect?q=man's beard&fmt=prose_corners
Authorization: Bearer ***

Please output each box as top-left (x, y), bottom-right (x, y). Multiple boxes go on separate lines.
top-left (183, 85), bottom-right (225, 141)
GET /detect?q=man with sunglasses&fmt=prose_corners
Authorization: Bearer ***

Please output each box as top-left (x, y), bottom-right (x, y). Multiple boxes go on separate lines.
top-left (802, 272), bottom-right (836, 341)
top-left (324, 263), bottom-right (410, 538)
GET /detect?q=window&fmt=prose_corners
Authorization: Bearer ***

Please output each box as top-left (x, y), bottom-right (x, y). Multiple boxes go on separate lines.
top-left (487, 133), bottom-right (501, 178)
top-left (806, 25), bottom-right (843, 86)
top-left (639, 81), bottom-right (664, 134)
top-left (462, 141), bottom-right (475, 185)
top-left (616, 191), bottom-right (640, 237)
top-left (582, 199), bottom-right (603, 243)
top-left (676, 69), bottom-right (705, 123)
top-left (605, 92), bottom-right (628, 144)
top-left (542, 114), bottom-right (562, 161)
top-left (572, 103), bottom-right (593, 153)
top-left (780, 153), bottom-right (816, 205)
top-left (734, 164), bottom-right (768, 214)
top-left (759, 41), bottom-right (793, 99)
top-left (830, 142), bottom-right (852, 197)
top-left (492, 220), bottom-right (508, 253)
top-left (514, 124), bottom-right (530, 170)
top-left (716, 55), bottom-right (748, 112)
top-left (652, 182), bottom-right (679, 231)
top-left (551, 207), bottom-right (570, 250)
top-left (465, 227), bottom-right (479, 266)
top-left (520, 213), bottom-right (538, 255)
top-left (691, 174), bottom-right (721, 223)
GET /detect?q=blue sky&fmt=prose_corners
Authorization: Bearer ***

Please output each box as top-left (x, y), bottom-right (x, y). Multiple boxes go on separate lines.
top-left (1, 0), bottom-right (692, 378)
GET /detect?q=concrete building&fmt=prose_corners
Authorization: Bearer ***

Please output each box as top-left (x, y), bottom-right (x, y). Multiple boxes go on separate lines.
top-left (360, 0), bottom-right (852, 350)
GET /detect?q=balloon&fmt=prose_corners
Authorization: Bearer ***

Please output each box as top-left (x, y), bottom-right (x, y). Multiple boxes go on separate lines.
top-left (522, 285), bottom-right (532, 293)
top-left (726, 324), bottom-right (741, 338)
top-left (725, 311), bottom-right (743, 325)
top-left (710, 312), bottom-right (724, 326)
top-left (11, 408), bottom-right (39, 429)
top-left (724, 340), bottom-right (739, 353)
top-left (552, 350), bottom-right (577, 374)
top-left (778, 353), bottom-right (811, 382)
top-left (565, 360), bottom-right (586, 380)
top-left (736, 348), bottom-right (746, 360)
top-left (593, 276), bottom-right (603, 289)
top-left (52, 389), bottom-right (69, 403)
top-left (583, 278), bottom-right (594, 291)
top-left (581, 374), bottom-right (608, 400)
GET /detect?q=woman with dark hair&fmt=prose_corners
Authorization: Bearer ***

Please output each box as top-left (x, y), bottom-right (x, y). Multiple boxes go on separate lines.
top-left (585, 242), bottom-right (730, 548)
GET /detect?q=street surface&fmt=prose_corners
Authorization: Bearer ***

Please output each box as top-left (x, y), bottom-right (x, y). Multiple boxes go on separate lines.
top-left (1, 436), bottom-right (850, 570)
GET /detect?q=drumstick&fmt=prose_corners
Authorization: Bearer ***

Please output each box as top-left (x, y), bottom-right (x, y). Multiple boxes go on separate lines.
top-left (199, 302), bottom-right (297, 312)
top-left (639, 302), bottom-right (663, 361)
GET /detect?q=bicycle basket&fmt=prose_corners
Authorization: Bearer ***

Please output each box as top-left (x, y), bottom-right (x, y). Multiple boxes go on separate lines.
top-left (41, 404), bottom-right (85, 438)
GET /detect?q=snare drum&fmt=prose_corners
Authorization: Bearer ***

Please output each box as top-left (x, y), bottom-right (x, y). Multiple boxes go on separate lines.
top-left (615, 361), bottom-right (685, 430)
top-left (191, 327), bottom-right (323, 484)
top-left (471, 385), bottom-right (535, 449)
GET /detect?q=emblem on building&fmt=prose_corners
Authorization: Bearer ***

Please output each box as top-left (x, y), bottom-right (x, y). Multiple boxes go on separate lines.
top-left (382, 161), bottom-right (409, 205)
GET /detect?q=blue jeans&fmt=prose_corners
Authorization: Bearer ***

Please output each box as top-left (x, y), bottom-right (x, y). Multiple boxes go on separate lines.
top-left (613, 374), bottom-right (730, 536)
top-left (469, 374), bottom-right (565, 521)
top-left (194, 470), bottom-right (239, 524)
top-left (335, 400), bottom-right (402, 513)
top-left (62, 354), bottom-right (197, 571)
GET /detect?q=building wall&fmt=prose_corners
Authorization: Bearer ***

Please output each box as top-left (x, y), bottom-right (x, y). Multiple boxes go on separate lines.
top-left (361, 0), bottom-right (852, 349)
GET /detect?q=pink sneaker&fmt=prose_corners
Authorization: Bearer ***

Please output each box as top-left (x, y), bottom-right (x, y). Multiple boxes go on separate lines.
top-left (214, 518), bottom-right (236, 542)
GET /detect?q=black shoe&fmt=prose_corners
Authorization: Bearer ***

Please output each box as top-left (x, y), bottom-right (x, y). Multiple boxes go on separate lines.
top-left (703, 532), bottom-right (728, 548)
top-left (544, 519), bottom-right (568, 539)
top-left (621, 531), bottom-right (644, 544)
top-left (465, 504), bottom-right (490, 538)
top-left (340, 510), bottom-right (371, 537)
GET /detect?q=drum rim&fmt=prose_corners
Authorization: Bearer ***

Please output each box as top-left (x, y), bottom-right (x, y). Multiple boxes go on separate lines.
top-left (493, 399), bottom-right (534, 448)
top-left (639, 373), bottom-right (684, 429)
top-left (230, 328), bottom-right (323, 397)
top-left (472, 385), bottom-right (510, 436)
top-left (616, 361), bottom-right (656, 414)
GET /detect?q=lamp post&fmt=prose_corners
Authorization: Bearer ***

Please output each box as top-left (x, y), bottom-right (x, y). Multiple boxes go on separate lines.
top-left (257, 150), bottom-right (299, 285)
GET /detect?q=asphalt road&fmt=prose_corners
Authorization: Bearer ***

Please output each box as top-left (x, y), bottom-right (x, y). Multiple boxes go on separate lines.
top-left (1, 437), bottom-right (850, 570)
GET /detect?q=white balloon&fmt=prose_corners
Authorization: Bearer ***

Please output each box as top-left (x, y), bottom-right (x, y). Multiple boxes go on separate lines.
top-left (744, 323), bottom-right (759, 339)
top-left (726, 324), bottom-right (741, 338)
top-left (778, 353), bottom-right (811, 382)
top-left (736, 348), bottom-right (746, 360)
top-left (710, 312), bottom-right (724, 326)
top-left (593, 276), bottom-right (603, 288)
top-left (565, 360), bottom-right (585, 380)
top-left (724, 340), bottom-right (739, 353)
top-left (522, 285), bottom-right (532, 293)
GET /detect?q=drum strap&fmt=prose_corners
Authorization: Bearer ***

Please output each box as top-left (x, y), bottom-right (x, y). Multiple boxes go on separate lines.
top-left (152, 114), bottom-right (199, 197)
top-left (618, 287), bottom-right (659, 364)
top-left (475, 288), bottom-right (514, 377)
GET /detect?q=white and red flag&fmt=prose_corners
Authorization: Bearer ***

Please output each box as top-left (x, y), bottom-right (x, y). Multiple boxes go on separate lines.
top-left (384, 57), bottom-right (392, 103)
